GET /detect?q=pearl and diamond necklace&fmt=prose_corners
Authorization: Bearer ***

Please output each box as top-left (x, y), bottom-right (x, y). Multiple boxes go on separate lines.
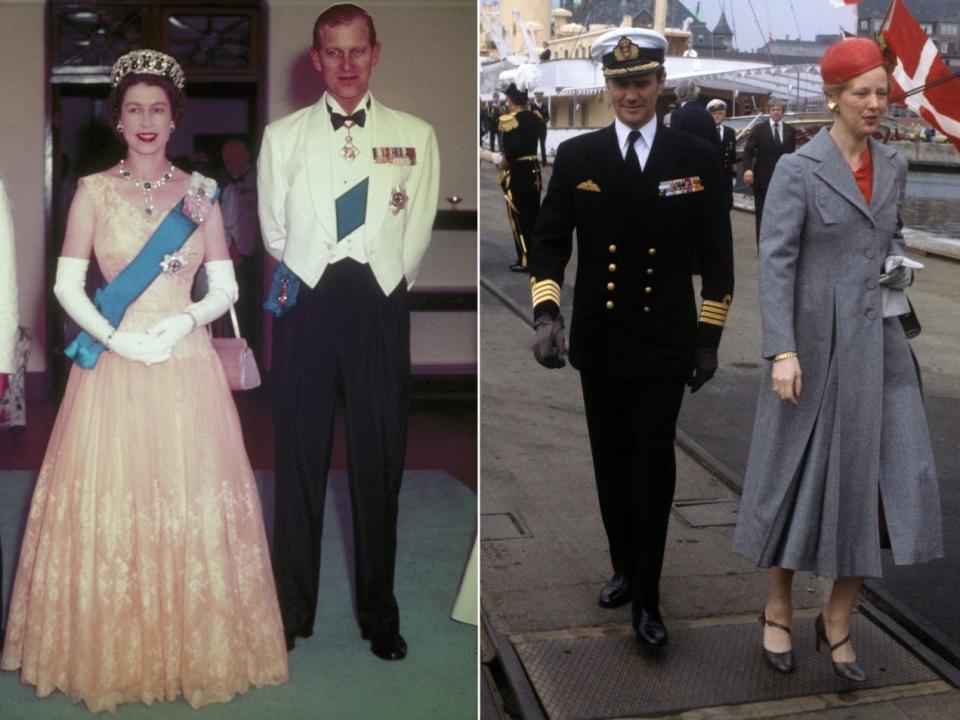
top-left (118, 159), bottom-right (175, 217)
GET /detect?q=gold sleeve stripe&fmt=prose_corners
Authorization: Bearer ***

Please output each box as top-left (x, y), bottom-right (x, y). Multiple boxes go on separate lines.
top-left (700, 313), bottom-right (727, 327)
top-left (531, 279), bottom-right (561, 306)
top-left (533, 287), bottom-right (561, 306)
top-left (700, 308), bottom-right (727, 322)
top-left (700, 307), bottom-right (728, 319)
top-left (702, 300), bottom-right (730, 313)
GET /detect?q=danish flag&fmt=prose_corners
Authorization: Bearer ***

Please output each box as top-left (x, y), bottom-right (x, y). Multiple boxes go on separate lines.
top-left (880, 0), bottom-right (960, 150)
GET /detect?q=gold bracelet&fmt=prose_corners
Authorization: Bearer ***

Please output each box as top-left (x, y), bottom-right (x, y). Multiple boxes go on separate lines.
top-left (773, 351), bottom-right (798, 362)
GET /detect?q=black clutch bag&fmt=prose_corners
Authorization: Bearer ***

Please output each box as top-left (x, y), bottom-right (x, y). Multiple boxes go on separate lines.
top-left (899, 297), bottom-right (922, 339)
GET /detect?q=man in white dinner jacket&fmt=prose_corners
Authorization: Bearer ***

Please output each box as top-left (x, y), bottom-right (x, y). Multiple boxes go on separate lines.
top-left (257, 2), bottom-right (439, 661)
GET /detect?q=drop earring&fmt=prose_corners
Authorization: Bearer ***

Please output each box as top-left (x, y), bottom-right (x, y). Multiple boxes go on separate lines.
top-left (116, 123), bottom-right (124, 133)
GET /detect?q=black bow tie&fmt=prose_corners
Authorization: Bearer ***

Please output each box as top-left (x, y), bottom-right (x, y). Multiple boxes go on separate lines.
top-left (330, 108), bottom-right (366, 131)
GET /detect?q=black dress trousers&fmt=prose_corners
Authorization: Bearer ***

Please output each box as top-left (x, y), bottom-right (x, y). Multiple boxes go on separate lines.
top-left (271, 258), bottom-right (410, 641)
top-left (580, 373), bottom-right (686, 610)
top-left (504, 158), bottom-right (542, 267)
top-left (753, 186), bottom-right (767, 247)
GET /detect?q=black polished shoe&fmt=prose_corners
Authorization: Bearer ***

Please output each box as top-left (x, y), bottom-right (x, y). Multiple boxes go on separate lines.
top-left (634, 608), bottom-right (669, 648)
top-left (598, 574), bottom-right (630, 608)
top-left (509, 263), bottom-right (530, 273)
top-left (759, 613), bottom-right (794, 673)
top-left (284, 628), bottom-right (312, 651)
top-left (365, 631), bottom-right (408, 661)
top-left (815, 613), bottom-right (867, 682)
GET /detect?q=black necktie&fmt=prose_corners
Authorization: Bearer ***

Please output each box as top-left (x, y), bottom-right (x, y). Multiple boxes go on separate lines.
top-left (773, 122), bottom-right (781, 144)
top-left (625, 130), bottom-right (641, 174)
top-left (330, 108), bottom-right (366, 131)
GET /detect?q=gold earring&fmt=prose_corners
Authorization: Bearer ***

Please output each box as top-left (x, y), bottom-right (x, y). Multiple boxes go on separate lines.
top-left (827, 101), bottom-right (837, 112)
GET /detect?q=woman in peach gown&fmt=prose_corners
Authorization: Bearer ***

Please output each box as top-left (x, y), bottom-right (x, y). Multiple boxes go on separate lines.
top-left (0, 50), bottom-right (287, 712)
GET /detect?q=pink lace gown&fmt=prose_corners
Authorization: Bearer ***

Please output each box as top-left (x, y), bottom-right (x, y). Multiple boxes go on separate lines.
top-left (0, 174), bottom-right (288, 712)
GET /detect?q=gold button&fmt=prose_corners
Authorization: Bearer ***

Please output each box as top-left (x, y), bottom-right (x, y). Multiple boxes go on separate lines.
top-left (643, 306), bottom-right (651, 313)
top-left (648, 247), bottom-right (657, 255)
top-left (608, 263), bottom-right (617, 272)
top-left (608, 244), bottom-right (617, 253)
top-left (606, 300), bottom-right (614, 310)
top-left (607, 282), bottom-right (615, 291)
top-left (644, 286), bottom-right (653, 294)
top-left (646, 268), bottom-right (654, 275)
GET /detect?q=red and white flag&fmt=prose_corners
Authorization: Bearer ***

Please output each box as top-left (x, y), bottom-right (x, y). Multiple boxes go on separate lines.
top-left (881, 0), bottom-right (960, 150)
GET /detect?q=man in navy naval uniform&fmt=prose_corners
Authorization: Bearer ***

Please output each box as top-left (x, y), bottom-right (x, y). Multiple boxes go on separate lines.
top-left (258, 2), bottom-right (439, 660)
top-left (708, 98), bottom-right (738, 209)
top-left (528, 27), bottom-right (734, 650)
top-left (498, 82), bottom-right (543, 272)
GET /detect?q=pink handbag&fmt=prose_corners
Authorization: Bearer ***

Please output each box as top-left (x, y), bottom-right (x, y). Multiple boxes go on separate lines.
top-left (210, 305), bottom-right (261, 391)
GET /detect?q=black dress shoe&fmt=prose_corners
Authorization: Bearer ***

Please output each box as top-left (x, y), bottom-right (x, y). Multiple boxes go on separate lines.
top-left (634, 608), bottom-right (669, 647)
top-left (509, 263), bottom-right (530, 273)
top-left (366, 631), bottom-right (408, 661)
top-left (599, 574), bottom-right (630, 608)
top-left (759, 613), bottom-right (794, 673)
top-left (815, 613), bottom-right (866, 682)
top-left (285, 633), bottom-right (296, 651)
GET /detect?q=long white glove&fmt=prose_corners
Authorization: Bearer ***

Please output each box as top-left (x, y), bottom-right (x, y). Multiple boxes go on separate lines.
top-left (54, 257), bottom-right (172, 365)
top-left (146, 260), bottom-right (239, 352)
top-left (186, 260), bottom-right (238, 326)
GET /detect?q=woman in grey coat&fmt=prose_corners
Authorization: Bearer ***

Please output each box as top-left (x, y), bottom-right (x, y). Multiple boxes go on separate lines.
top-left (732, 38), bottom-right (942, 681)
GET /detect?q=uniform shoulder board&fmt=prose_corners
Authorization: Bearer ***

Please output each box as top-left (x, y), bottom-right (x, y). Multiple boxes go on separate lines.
top-left (499, 113), bottom-right (519, 132)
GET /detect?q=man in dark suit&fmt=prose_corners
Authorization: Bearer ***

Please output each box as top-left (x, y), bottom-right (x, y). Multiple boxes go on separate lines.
top-left (670, 80), bottom-right (721, 148)
top-left (742, 99), bottom-right (796, 244)
top-left (498, 82), bottom-right (542, 272)
top-left (528, 28), bottom-right (734, 650)
top-left (488, 92), bottom-right (502, 151)
top-left (531, 90), bottom-right (551, 164)
top-left (707, 98), bottom-right (738, 209)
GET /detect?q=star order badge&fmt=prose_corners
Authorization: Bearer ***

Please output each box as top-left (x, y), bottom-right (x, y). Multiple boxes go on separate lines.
top-left (159, 250), bottom-right (188, 275)
top-left (389, 185), bottom-right (408, 215)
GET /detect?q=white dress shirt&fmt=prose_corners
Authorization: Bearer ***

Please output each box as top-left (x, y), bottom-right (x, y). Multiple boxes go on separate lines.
top-left (769, 118), bottom-right (783, 143)
top-left (0, 178), bottom-right (18, 373)
top-left (327, 92), bottom-right (371, 266)
top-left (615, 114), bottom-right (657, 171)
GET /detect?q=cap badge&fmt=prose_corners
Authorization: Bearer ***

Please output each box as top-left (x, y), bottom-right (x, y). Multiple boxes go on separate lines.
top-left (614, 37), bottom-right (641, 62)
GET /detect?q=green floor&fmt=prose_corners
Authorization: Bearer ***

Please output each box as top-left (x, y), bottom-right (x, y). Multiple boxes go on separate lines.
top-left (0, 470), bottom-right (477, 719)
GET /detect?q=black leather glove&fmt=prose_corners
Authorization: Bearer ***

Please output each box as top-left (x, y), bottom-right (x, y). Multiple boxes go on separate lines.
top-left (687, 347), bottom-right (717, 393)
top-left (533, 314), bottom-right (567, 369)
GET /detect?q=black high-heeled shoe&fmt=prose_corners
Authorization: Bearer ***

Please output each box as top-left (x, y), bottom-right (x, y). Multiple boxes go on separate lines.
top-left (815, 613), bottom-right (867, 682)
top-left (759, 613), bottom-right (794, 673)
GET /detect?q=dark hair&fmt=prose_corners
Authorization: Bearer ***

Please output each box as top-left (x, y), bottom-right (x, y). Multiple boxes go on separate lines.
top-left (110, 74), bottom-right (185, 127)
top-left (312, 3), bottom-right (377, 49)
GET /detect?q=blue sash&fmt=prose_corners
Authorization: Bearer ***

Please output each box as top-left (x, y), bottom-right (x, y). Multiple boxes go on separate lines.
top-left (65, 189), bottom-right (220, 368)
top-left (264, 262), bottom-right (301, 318)
top-left (336, 178), bottom-right (368, 241)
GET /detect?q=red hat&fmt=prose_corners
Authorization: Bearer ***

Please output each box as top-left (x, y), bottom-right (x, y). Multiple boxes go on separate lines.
top-left (820, 38), bottom-right (885, 85)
